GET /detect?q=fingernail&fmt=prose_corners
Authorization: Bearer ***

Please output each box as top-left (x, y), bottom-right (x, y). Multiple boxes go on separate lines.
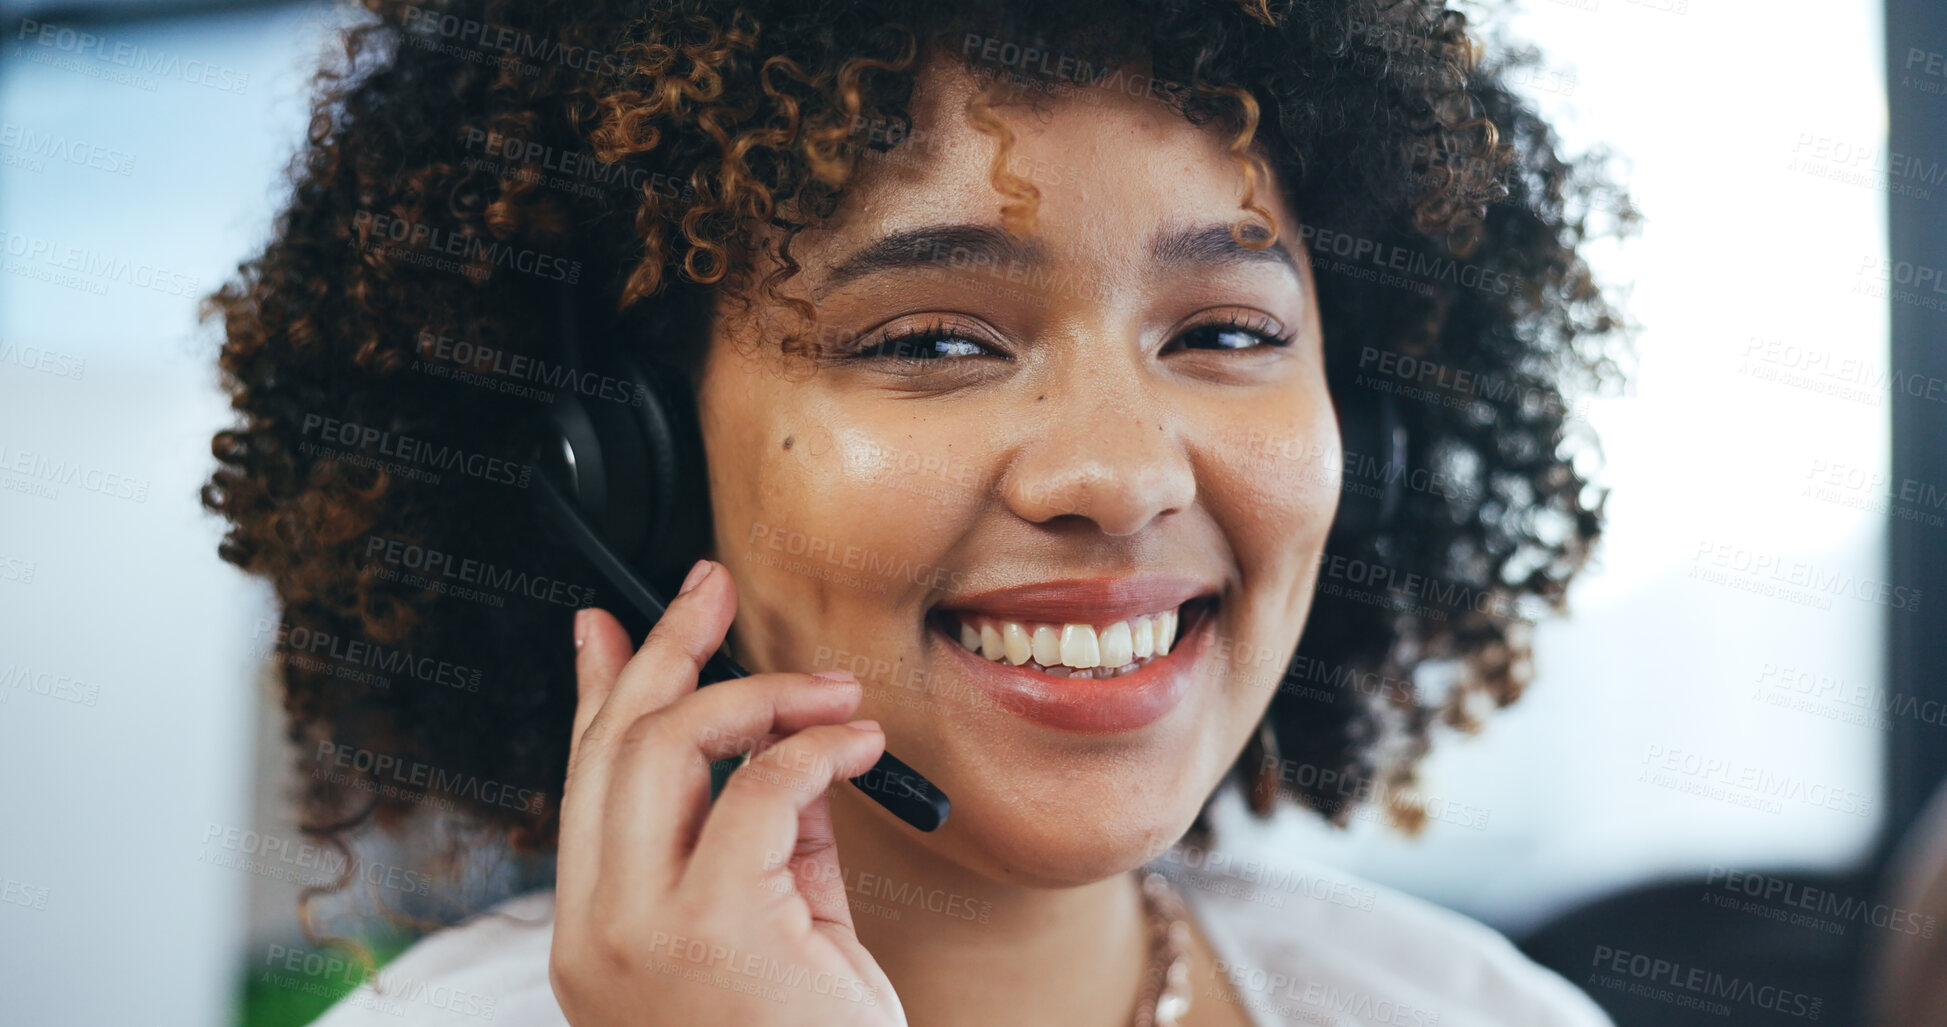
top-left (677, 559), bottom-right (713, 596)
top-left (813, 670), bottom-right (858, 684)
top-left (846, 719), bottom-right (881, 733)
top-left (573, 609), bottom-right (589, 651)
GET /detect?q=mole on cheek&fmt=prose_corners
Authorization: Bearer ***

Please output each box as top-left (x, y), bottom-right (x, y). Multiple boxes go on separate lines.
top-left (782, 435), bottom-right (794, 450)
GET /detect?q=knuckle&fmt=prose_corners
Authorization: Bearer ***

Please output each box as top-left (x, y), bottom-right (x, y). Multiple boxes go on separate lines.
top-left (589, 919), bottom-right (640, 972)
top-left (796, 676), bottom-right (863, 715)
top-left (617, 712), bottom-right (669, 749)
top-left (639, 615), bottom-right (717, 669)
top-left (561, 753), bottom-right (593, 794)
top-left (671, 893), bottom-right (725, 938)
top-left (563, 743), bottom-right (600, 783)
top-left (662, 890), bottom-right (707, 928)
top-left (552, 929), bottom-right (626, 989)
top-left (694, 684), bottom-right (769, 749)
top-left (725, 758), bottom-right (794, 800)
top-left (576, 715), bottom-right (617, 755)
top-left (793, 670), bottom-right (862, 704)
top-left (759, 863), bottom-right (798, 899)
top-left (697, 721), bottom-right (760, 757)
top-left (547, 951), bottom-right (579, 1006)
top-left (742, 734), bottom-right (840, 793)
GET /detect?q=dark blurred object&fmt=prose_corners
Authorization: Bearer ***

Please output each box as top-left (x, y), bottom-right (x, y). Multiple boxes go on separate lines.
top-left (1519, 872), bottom-right (1872, 1027)
top-left (1884, 0), bottom-right (1947, 865)
top-left (1, 0), bottom-right (282, 29)
top-left (1866, 781), bottom-right (1947, 1026)
top-left (1870, 0), bottom-right (1947, 1014)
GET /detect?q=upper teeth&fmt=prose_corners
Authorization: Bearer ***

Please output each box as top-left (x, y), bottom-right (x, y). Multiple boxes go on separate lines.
top-left (952, 609), bottom-right (1180, 670)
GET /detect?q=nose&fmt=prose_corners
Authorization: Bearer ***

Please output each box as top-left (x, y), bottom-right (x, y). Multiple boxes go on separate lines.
top-left (999, 356), bottom-right (1197, 537)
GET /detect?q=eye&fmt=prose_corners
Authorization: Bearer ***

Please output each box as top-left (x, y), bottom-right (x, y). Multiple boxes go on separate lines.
top-left (851, 320), bottom-right (1001, 363)
top-left (1165, 312), bottom-right (1296, 353)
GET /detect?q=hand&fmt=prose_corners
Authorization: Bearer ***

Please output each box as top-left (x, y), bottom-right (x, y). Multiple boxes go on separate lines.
top-left (549, 559), bottom-right (907, 1026)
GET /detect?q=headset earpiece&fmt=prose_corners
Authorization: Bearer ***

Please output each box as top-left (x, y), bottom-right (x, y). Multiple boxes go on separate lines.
top-left (541, 282), bottom-right (711, 597)
top-left (1328, 387), bottom-right (1407, 546)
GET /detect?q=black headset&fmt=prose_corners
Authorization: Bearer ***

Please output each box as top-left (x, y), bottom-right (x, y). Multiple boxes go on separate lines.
top-left (530, 282), bottom-right (1406, 835)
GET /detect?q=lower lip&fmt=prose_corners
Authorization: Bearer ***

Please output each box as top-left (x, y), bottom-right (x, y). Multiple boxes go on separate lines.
top-left (930, 604), bottom-right (1215, 733)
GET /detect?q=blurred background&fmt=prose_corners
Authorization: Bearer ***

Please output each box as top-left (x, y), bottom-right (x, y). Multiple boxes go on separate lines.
top-left (1, 0), bottom-right (1942, 1024)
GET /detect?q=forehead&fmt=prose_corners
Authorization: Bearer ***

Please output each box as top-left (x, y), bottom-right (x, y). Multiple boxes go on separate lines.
top-left (789, 55), bottom-right (1299, 277)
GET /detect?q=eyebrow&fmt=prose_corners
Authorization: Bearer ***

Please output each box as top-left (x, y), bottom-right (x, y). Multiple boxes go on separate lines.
top-left (816, 219), bottom-right (1301, 296)
top-left (1150, 221), bottom-right (1302, 279)
top-left (818, 224), bottom-right (1045, 296)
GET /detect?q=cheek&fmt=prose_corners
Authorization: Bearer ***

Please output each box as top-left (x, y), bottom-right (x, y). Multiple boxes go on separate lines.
top-left (1204, 394), bottom-right (1341, 555)
top-left (705, 392), bottom-right (982, 627)
top-left (699, 373), bottom-right (857, 663)
top-left (1195, 388), bottom-right (1339, 676)
top-left (785, 422), bottom-right (985, 575)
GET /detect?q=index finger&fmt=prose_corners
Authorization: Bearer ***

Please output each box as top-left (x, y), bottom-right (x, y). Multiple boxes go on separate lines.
top-left (568, 606), bottom-right (633, 776)
top-left (580, 559), bottom-right (737, 762)
top-left (556, 604), bottom-right (636, 921)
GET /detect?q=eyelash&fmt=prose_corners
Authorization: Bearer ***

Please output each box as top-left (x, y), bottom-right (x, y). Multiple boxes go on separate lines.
top-left (848, 312), bottom-right (1296, 363)
top-left (850, 319), bottom-right (994, 364)
top-left (1164, 312), bottom-right (1299, 353)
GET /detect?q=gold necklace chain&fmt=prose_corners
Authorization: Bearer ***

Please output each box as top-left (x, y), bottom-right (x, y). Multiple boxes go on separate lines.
top-left (1130, 871), bottom-right (1193, 1027)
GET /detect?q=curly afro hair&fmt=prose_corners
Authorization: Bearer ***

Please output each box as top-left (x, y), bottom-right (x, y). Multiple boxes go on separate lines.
top-left (201, 0), bottom-right (1630, 888)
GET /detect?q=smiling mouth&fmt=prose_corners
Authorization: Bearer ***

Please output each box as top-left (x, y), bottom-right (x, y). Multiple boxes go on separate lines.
top-left (926, 597), bottom-right (1218, 680)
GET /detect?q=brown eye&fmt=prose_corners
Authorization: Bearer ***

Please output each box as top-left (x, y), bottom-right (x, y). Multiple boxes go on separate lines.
top-left (1180, 324), bottom-right (1268, 350)
top-left (1167, 315), bottom-right (1295, 353)
top-left (848, 316), bottom-right (1004, 366)
top-left (859, 333), bottom-right (991, 361)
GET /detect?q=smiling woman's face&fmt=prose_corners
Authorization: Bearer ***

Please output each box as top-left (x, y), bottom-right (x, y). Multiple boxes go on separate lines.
top-left (694, 56), bottom-right (1340, 885)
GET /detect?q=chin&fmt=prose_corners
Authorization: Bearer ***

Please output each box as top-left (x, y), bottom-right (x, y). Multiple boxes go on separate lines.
top-left (920, 724), bottom-right (1232, 888)
top-left (918, 697), bottom-right (1238, 892)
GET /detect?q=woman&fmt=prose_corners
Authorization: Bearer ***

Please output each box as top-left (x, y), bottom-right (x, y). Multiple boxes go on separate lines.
top-left (204, 0), bottom-right (1626, 1023)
